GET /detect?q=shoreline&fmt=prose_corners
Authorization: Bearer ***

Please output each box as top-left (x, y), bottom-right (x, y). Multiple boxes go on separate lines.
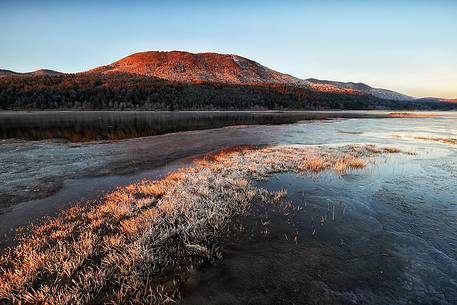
top-left (1, 113), bottom-right (455, 239)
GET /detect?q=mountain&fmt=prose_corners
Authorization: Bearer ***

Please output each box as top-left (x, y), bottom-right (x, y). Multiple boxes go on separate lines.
top-left (29, 69), bottom-right (63, 76)
top-left (88, 51), bottom-right (416, 101)
top-left (303, 78), bottom-right (415, 101)
top-left (0, 69), bottom-right (63, 77)
top-left (88, 51), bottom-right (302, 85)
top-left (0, 69), bottom-right (22, 77)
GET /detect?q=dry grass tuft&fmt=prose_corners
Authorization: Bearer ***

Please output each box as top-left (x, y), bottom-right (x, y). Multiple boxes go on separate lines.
top-left (334, 156), bottom-right (367, 172)
top-left (382, 147), bottom-right (402, 153)
top-left (388, 112), bottom-right (441, 118)
top-left (414, 136), bottom-right (457, 145)
top-left (298, 156), bottom-right (330, 172)
top-left (337, 130), bottom-right (363, 135)
top-left (0, 144), bottom-right (403, 304)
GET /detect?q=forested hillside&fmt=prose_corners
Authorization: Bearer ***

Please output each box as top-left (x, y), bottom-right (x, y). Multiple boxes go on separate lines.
top-left (0, 73), bottom-right (453, 111)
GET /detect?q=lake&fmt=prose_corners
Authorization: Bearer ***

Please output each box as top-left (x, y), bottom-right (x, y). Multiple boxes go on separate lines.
top-left (1, 111), bottom-right (456, 304)
top-left (0, 111), bottom-right (387, 142)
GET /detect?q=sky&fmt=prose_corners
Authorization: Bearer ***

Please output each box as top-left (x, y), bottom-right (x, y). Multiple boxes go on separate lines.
top-left (0, 0), bottom-right (456, 98)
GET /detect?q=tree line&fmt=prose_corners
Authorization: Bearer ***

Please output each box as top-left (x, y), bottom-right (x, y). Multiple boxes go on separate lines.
top-left (0, 73), bottom-right (453, 111)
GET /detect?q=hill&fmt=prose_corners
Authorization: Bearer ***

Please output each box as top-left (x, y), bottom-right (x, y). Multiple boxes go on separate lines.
top-left (303, 78), bottom-right (415, 101)
top-left (0, 69), bottom-right (63, 77)
top-left (87, 51), bottom-right (414, 101)
top-left (88, 51), bottom-right (302, 85)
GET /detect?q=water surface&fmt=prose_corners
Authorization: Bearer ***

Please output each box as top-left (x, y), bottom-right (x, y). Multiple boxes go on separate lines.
top-left (179, 112), bottom-right (457, 304)
top-left (0, 111), bottom-right (387, 142)
top-left (183, 150), bottom-right (457, 304)
top-left (1, 111), bottom-right (457, 304)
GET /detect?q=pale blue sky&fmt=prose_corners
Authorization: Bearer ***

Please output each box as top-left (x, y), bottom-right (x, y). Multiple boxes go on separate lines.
top-left (1, 0), bottom-right (456, 97)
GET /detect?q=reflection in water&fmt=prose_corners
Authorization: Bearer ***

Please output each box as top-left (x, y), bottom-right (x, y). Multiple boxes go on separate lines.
top-left (0, 111), bottom-right (386, 142)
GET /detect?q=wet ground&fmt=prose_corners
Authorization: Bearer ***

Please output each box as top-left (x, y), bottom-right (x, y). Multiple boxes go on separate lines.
top-left (1, 111), bottom-right (457, 304)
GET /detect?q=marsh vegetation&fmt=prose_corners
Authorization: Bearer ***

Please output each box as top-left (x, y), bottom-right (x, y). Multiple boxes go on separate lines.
top-left (0, 144), bottom-right (403, 304)
top-left (414, 136), bottom-right (457, 145)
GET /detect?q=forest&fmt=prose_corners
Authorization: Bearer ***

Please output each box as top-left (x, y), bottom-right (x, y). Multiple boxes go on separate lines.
top-left (0, 73), bottom-right (454, 111)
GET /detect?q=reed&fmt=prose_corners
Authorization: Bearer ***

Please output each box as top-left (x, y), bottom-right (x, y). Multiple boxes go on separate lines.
top-left (388, 112), bottom-right (441, 118)
top-left (414, 136), bottom-right (457, 145)
top-left (0, 144), bottom-right (403, 305)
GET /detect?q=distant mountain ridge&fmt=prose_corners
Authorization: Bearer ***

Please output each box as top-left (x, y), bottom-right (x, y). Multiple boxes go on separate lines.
top-left (415, 97), bottom-right (457, 103)
top-left (302, 78), bottom-right (415, 101)
top-left (0, 69), bottom-right (63, 77)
